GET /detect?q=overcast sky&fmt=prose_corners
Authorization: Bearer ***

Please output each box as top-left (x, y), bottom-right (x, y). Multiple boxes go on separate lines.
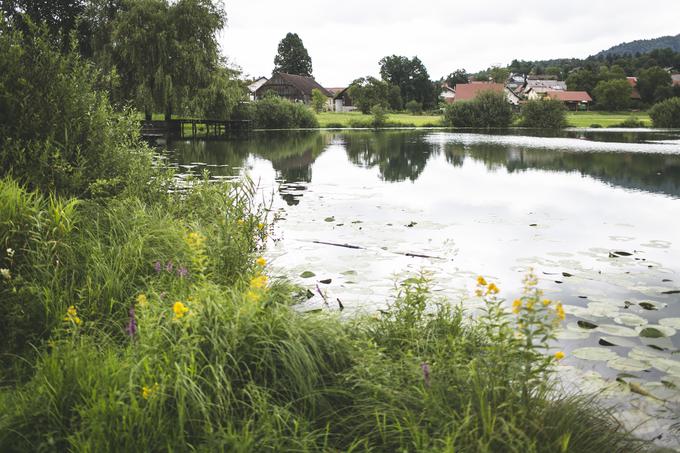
top-left (218, 0), bottom-right (680, 87)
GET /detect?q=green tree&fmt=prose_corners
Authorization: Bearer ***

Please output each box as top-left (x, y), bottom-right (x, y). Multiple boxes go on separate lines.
top-left (273, 32), bottom-right (312, 77)
top-left (379, 55), bottom-right (435, 108)
top-left (566, 68), bottom-right (599, 93)
top-left (311, 88), bottom-right (327, 113)
top-left (1, 0), bottom-right (89, 52)
top-left (592, 79), bottom-right (632, 110)
top-left (387, 85), bottom-right (403, 111)
top-left (110, 0), bottom-right (226, 120)
top-left (649, 97), bottom-right (680, 128)
top-left (405, 100), bottom-right (422, 115)
top-left (0, 19), bottom-right (151, 196)
top-left (347, 77), bottom-right (390, 114)
top-left (637, 66), bottom-right (672, 103)
top-left (520, 99), bottom-right (566, 128)
top-left (488, 65), bottom-right (510, 83)
top-left (445, 69), bottom-right (469, 87)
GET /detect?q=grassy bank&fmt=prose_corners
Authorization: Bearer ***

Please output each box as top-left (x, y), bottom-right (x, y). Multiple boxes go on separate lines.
top-left (317, 111), bottom-right (444, 128)
top-left (0, 186), bottom-right (646, 451)
top-left (566, 111), bottom-right (651, 128)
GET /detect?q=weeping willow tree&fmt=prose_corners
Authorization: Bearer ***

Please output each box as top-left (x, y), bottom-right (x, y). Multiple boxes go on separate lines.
top-left (110, 0), bottom-right (231, 120)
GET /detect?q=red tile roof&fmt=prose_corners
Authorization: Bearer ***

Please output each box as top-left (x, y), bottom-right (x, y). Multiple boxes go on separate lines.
top-left (453, 83), bottom-right (504, 102)
top-left (545, 90), bottom-right (592, 102)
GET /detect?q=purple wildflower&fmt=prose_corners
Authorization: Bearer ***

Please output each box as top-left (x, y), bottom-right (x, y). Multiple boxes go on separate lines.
top-left (165, 261), bottom-right (174, 273)
top-left (153, 260), bottom-right (162, 273)
top-left (177, 266), bottom-right (189, 278)
top-left (126, 305), bottom-right (137, 338)
top-left (420, 362), bottom-right (430, 387)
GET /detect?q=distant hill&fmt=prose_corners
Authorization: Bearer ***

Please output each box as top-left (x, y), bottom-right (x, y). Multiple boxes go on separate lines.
top-left (595, 34), bottom-right (680, 57)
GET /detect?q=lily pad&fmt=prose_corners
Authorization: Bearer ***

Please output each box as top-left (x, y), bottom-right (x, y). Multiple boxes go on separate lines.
top-left (324, 216), bottom-right (335, 222)
top-left (614, 313), bottom-right (648, 327)
top-left (637, 325), bottom-right (676, 338)
top-left (556, 329), bottom-right (591, 340)
top-left (596, 324), bottom-right (638, 337)
top-left (607, 357), bottom-right (650, 372)
top-left (319, 278), bottom-right (332, 284)
top-left (341, 270), bottom-right (358, 276)
top-left (599, 336), bottom-right (638, 348)
top-left (577, 320), bottom-right (598, 329)
top-left (300, 271), bottom-right (316, 278)
top-left (572, 347), bottom-right (619, 361)
top-left (659, 318), bottom-right (680, 329)
top-left (638, 302), bottom-right (658, 311)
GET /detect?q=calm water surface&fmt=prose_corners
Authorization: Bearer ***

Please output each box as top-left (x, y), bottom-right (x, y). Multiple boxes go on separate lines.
top-left (167, 129), bottom-right (680, 447)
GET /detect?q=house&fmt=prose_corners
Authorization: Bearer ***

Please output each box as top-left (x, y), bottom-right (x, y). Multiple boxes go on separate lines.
top-left (255, 73), bottom-right (333, 104)
top-left (544, 90), bottom-right (592, 110)
top-left (454, 82), bottom-right (520, 106)
top-left (453, 82), bottom-right (505, 102)
top-left (331, 87), bottom-right (356, 112)
top-left (672, 74), bottom-right (680, 87)
top-left (524, 79), bottom-right (567, 100)
top-left (247, 77), bottom-right (268, 101)
top-left (439, 84), bottom-right (456, 104)
top-left (325, 87), bottom-right (346, 111)
top-left (627, 77), bottom-right (642, 101)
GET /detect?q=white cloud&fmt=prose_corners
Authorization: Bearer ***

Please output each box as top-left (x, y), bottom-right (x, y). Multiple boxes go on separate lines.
top-left (219, 0), bottom-right (680, 86)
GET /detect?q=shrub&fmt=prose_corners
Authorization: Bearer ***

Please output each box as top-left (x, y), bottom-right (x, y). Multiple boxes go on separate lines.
top-left (444, 90), bottom-right (513, 128)
top-left (371, 104), bottom-right (388, 128)
top-left (649, 97), bottom-right (680, 128)
top-left (609, 116), bottom-right (645, 128)
top-left (405, 100), bottom-right (423, 115)
top-left (251, 95), bottom-right (319, 129)
top-left (0, 21), bottom-right (153, 198)
top-left (592, 79), bottom-right (632, 111)
top-left (520, 99), bottom-right (567, 128)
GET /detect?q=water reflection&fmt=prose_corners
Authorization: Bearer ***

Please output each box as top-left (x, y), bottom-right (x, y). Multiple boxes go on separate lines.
top-left (168, 130), bottom-right (680, 199)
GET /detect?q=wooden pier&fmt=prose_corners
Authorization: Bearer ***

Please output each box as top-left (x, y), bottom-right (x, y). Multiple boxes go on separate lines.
top-left (140, 118), bottom-right (252, 139)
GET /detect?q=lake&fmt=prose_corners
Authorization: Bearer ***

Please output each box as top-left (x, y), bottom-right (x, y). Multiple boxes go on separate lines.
top-left (166, 128), bottom-right (680, 448)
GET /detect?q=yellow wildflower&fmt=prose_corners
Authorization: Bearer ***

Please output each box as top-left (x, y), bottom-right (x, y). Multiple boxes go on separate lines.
top-left (255, 256), bottom-right (266, 267)
top-left (185, 231), bottom-right (206, 249)
top-left (173, 301), bottom-right (189, 319)
top-left (555, 303), bottom-right (565, 321)
top-left (142, 382), bottom-right (160, 400)
top-left (542, 299), bottom-right (551, 306)
top-left (475, 289), bottom-right (483, 297)
top-left (257, 222), bottom-right (265, 230)
top-left (250, 275), bottom-right (268, 289)
top-left (486, 282), bottom-right (499, 295)
top-left (526, 300), bottom-right (535, 311)
top-left (246, 290), bottom-right (261, 303)
top-left (237, 219), bottom-right (245, 225)
top-left (554, 351), bottom-right (565, 361)
top-left (136, 293), bottom-right (148, 307)
top-left (476, 276), bottom-right (487, 286)
top-left (512, 299), bottom-right (522, 314)
top-left (63, 305), bottom-right (81, 325)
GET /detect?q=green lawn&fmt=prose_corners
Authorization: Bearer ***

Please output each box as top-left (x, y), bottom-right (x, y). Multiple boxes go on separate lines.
top-left (316, 111), bottom-right (443, 127)
top-left (565, 111), bottom-right (651, 127)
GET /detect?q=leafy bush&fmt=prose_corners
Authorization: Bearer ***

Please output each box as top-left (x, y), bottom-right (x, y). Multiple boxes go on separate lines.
top-left (649, 97), bottom-right (680, 128)
top-left (443, 91), bottom-right (513, 128)
top-left (592, 79), bottom-right (632, 111)
top-left (405, 100), bottom-right (423, 115)
top-left (609, 116), bottom-right (645, 128)
top-left (520, 99), bottom-right (567, 128)
top-left (251, 95), bottom-right (319, 129)
top-left (0, 21), bottom-right (154, 198)
top-left (0, 177), bottom-right (266, 367)
top-left (371, 104), bottom-right (388, 128)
